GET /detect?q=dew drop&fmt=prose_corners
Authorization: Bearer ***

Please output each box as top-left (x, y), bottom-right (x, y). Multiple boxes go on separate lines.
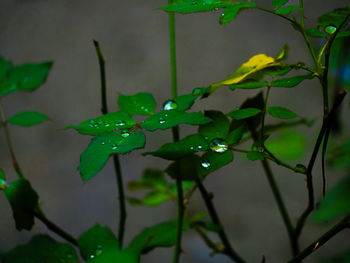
top-left (257, 146), bottom-right (264, 153)
top-left (111, 144), bottom-right (118, 150)
top-left (159, 117), bottom-right (166, 124)
top-left (209, 138), bottom-right (228, 153)
top-left (104, 123), bottom-right (110, 127)
top-left (163, 100), bottom-right (178, 111)
top-left (325, 25), bottom-right (337, 34)
top-left (121, 131), bottom-right (130, 138)
top-left (192, 88), bottom-right (202, 96)
top-left (95, 245), bottom-right (103, 257)
top-left (88, 124), bottom-right (94, 128)
top-left (201, 160), bottom-right (211, 169)
top-left (190, 146), bottom-right (194, 150)
top-left (89, 254), bottom-right (95, 259)
top-left (101, 141), bottom-right (106, 145)
top-left (116, 120), bottom-right (126, 127)
top-left (197, 145), bottom-right (203, 150)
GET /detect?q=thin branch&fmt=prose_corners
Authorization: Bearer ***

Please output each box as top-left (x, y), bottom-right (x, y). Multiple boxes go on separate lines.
top-left (33, 209), bottom-right (78, 246)
top-left (0, 99), bottom-right (24, 179)
top-left (93, 39), bottom-right (126, 247)
top-left (295, 90), bottom-right (346, 238)
top-left (288, 216), bottom-right (350, 263)
top-left (195, 178), bottom-right (246, 263)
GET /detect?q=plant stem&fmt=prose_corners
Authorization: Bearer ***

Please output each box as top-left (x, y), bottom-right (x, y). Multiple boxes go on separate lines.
top-left (288, 216), bottom-right (350, 263)
top-left (195, 178), bottom-right (246, 263)
top-left (0, 98), bottom-right (24, 179)
top-left (295, 90), bottom-right (346, 238)
top-left (167, 3), bottom-right (183, 263)
top-left (93, 40), bottom-right (126, 247)
top-left (261, 160), bottom-right (299, 256)
top-left (249, 124), bottom-right (299, 256)
top-left (33, 208), bottom-right (78, 246)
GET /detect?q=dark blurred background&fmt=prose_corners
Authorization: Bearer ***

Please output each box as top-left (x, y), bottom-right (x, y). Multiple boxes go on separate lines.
top-left (0, 0), bottom-right (349, 262)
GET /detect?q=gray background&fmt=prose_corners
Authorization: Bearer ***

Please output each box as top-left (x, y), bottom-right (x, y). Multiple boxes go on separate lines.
top-left (0, 0), bottom-right (349, 262)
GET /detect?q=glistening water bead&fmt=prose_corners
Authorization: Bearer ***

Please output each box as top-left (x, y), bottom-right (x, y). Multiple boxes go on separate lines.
top-left (325, 25), bottom-right (337, 34)
top-left (163, 100), bottom-right (178, 110)
top-left (201, 160), bottom-right (211, 169)
top-left (209, 138), bottom-right (228, 153)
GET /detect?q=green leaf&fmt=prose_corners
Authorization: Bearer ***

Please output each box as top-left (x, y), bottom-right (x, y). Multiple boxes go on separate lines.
top-left (199, 111), bottom-right (230, 141)
top-left (165, 155), bottom-right (201, 181)
top-left (0, 56), bottom-right (12, 80)
top-left (328, 138), bottom-right (350, 170)
top-left (4, 179), bottom-right (38, 231)
top-left (265, 130), bottom-right (305, 160)
top-left (229, 80), bottom-right (268, 90)
top-left (144, 134), bottom-right (208, 160)
top-left (64, 111), bottom-right (136, 135)
top-left (79, 131), bottom-right (146, 181)
top-left (312, 175), bottom-right (350, 222)
top-left (227, 121), bottom-right (246, 145)
top-left (140, 192), bottom-right (173, 206)
top-left (317, 7), bottom-right (350, 31)
top-left (128, 169), bottom-right (167, 191)
top-left (262, 65), bottom-right (292, 77)
top-left (271, 74), bottom-right (314, 88)
top-left (0, 168), bottom-right (6, 190)
top-left (272, 0), bottom-right (288, 9)
top-left (267, 106), bottom-right (298, 119)
top-left (275, 5), bottom-right (299, 15)
top-left (173, 93), bottom-right (199, 111)
top-left (198, 150), bottom-right (233, 176)
top-left (78, 224), bottom-right (138, 263)
top-left (0, 62), bottom-right (53, 96)
top-left (220, 3), bottom-right (257, 25)
top-left (336, 30), bottom-right (350, 38)
top-left (275, 44), bottom-right (290, 61)
top-left (118, 92), bottom-right (156, 115)
top-left (227, 108), bottom-right (262, 120)
top-left (306, 28), bottom-right (327, 37)
top-left (159, 0), bottom-right (232, 14)
top-left (78, 224), bottom-right (118, 260)
top-left (7, 111), bottom-right (50, 126)
top-left (141, 110), bottom-right (211, 131)
top-left (129, 220), bottom-right (189, 254)
top-left (246, 151), bottom-right (265, 161)
top-left (0, 235), bottom-right (79, 263)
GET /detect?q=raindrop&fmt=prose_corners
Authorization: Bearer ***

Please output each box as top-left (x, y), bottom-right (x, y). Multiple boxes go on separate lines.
top-left (325, 25), bottom-right (337, 34)
top-left (163, 100), bottom-right (178, 111)
top-left (89, 254), bottom-right (95, 259)
top-left (197, 145), bottom-right (203, 150)
top-left (101, 141), bottom-right (106, 145)
top-left (116, 120), bottom-right (126, 127)
top-left (111, 144), bottom-right (118, 150)
top-left (159, 117), bottom-right (166, 124)
top-left (209, 138), bottom-right (228, 153)
top-left (192, 88), bottom-right (202, 96)
top-left (121, 131), bottom-right (130, 138)
top-left (190, 146), bottom-right (194, 150)
top-left (95, 245), bottom-right (103, 257)
top-left (201, 160), bottom-right (211, 169)
top-left (104, 123), bottom-right (110, 127)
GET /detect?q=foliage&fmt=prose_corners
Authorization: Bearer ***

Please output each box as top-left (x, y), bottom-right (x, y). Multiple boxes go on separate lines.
top-left (1, 1), bottom-right (350, 263)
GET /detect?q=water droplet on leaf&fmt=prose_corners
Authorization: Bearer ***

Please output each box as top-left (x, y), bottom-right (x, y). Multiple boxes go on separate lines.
top-left (209, 138), bottom-right (228, 153)
top-left (111, 144), bottom-right (118, 150)
top-left (95, 245), bottom-right (103, 256)
top-left (104, 123), bottom-right (110, 127)
top-left (201, 160), bottom-right (211, 169)
top-left (159, 117), bottom-right (166, 124)
top-left (163, 100), bottom-right (178, 111)
top-left (116, 120), bottom-right (126, 127)
top-left (101, 141), bottom-right (106, 145)
top-left (325, 25), bottom-right (337, 34)
top-left (121, 131), bottom-right (130, 138)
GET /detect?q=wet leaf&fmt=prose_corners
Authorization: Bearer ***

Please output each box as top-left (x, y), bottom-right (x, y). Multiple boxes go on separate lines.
top-left (128, 169), bottom-right (167, 191)
top-left (229, 80), bottom-right (268, 90)
top-left (159, 0), bottom-right (232, 14)
top-left (165, 155), bottom-right (201, 181)
top-left (275, 5), bottom-right (299, 15)
top-left (118, 92), bottom-right (156, 115)
top-left (199, 111), bottom-right (230, 141)
top-left (79, 132), bottom-right (145, 181)
top-left (64, 111), bottom-right (136, 135)
top-left (220, 2), bottom-right (257, 25)
top-left (144, 134), bottom-right (208, 160)
top-left (141, 111), bottom-right (211, 131)
top-left (198, 150), bottom-right (233, 176)
top-left (246, 151), bottom-right (265, 161)
top-left (0, 235), bottom-right (79, 263)
top-left (306, 28), bottom-right (327, 37)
